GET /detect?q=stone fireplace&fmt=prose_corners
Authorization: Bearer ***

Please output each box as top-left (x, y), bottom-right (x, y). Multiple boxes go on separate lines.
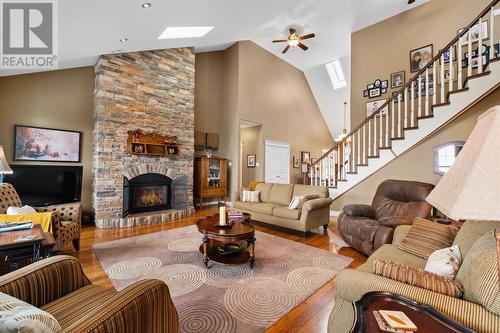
top-left (93, 48), bottom-right (195, 228)
top-left (123, 173), bottom-right (172, 217)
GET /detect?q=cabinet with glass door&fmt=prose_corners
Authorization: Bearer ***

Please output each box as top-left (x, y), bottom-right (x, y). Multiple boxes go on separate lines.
top-left (194, 156), bottom-right (228, 208)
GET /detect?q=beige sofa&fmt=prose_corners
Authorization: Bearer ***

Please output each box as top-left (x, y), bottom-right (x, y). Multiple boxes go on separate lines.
top-left (329, 220), bottom-right (500, 333)
top-left (232, 183), bottom-right (332, 232)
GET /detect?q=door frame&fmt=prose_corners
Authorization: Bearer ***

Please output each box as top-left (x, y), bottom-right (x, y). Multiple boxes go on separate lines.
top-left (264, 140), bottom-right (290, 184)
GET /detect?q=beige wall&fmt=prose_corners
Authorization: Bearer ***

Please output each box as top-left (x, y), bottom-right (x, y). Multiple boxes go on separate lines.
top-left (240, 125), bottom-right (263, 187)
top-left (194, 51), bottom-right (224, 135)
top-left (195, 41), bottom-right (334, 198)
top-left (350, 0), bottom-right (492, 128)
top-left (237, 41), bottom-right (334, 184)
top-left (0, 67), bottom-right (95, 211)
top-left (332, 89), bottom-right (500, 210)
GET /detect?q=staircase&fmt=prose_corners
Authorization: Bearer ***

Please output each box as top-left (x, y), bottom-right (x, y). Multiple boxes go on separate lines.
top-left (310, 0), bottom-right (500, 200)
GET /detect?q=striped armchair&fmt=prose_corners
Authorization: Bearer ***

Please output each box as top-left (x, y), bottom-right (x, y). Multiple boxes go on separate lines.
top-left (0, 183), bottom-right (81, 251)
top-left (0, 255), bottom-right (179, 332)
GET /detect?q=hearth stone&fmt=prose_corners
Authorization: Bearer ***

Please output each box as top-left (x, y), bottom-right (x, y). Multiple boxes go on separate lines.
top-left (95, 207), bottom-right (195, 229)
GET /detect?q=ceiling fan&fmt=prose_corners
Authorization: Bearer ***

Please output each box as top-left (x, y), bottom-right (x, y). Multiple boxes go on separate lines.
top-left (272, 29), bottom-right (316, 54)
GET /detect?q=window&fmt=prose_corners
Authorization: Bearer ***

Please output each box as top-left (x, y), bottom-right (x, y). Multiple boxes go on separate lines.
top-left (434, 141), bottom-right (465, 175)
top-left (325, 59), bottom-right (347, 90)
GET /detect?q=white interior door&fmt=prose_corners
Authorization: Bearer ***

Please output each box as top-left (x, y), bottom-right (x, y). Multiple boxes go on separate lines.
top-left (265, 140), bottom-right (290, 184)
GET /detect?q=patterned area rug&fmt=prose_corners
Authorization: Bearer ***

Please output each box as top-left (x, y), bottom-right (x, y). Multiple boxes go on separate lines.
top-left (93, 225), bottom-right (352, 333)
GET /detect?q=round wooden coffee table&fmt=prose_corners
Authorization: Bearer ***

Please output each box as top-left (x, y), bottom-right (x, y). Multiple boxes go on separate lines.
top-left (196, 213), bottom-right (255, 268)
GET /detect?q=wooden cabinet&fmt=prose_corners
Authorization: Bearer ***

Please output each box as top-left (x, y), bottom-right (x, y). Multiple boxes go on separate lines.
top-left (194, 156), bottom-right (228, 207)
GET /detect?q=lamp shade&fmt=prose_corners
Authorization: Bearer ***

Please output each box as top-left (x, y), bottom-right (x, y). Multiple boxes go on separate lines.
top-left (426, 106), bottom-right (500, 221)
top-left (0, 146), bottom-right (13, 175)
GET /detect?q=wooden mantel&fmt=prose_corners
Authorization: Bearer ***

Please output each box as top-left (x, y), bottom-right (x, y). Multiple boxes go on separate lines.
top-left (127, 130), bottom-right (179, 157)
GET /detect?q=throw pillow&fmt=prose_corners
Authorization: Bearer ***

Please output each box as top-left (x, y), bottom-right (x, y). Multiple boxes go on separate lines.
top-left (397, 218), bottom-right (458, 259)
top-left (0, 292), bottom-right (61, 333)
top-left (373, 259), bottom-right (464, 298)
top-left (239, 188), bottom-right (250, 201)
top-left (424, 245), bottom-right (462, 279)
top-left (288, 196), bottom-right (303, 209)
top-left (6, 205), bottom-right (36, 215)
top-left (249, 191), bottom-right (260, 203)
top-left (455, 230), bottom-right (500, 315)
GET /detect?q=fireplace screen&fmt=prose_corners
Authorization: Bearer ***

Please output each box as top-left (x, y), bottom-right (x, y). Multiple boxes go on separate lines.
top-left (133, 185), bottom-right (167, 209)
top-left (123, 173), bottom-right (172, 217)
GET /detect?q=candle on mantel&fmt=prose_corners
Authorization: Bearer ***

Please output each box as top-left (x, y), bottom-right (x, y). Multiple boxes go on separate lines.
top-left (219, 207), bottom-right (227, 225)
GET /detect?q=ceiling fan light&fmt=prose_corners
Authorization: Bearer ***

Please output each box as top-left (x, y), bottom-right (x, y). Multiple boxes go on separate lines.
top-left (289, 39), bottom-right (299, 47)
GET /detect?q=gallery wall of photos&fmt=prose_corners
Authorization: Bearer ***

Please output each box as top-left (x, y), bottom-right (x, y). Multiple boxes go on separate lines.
top-left (361, 18), bottom-right (499, 118)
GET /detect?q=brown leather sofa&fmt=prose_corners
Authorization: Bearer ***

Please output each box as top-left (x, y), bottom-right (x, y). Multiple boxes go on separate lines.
top-left (337, 179), bottom-right (434, 256)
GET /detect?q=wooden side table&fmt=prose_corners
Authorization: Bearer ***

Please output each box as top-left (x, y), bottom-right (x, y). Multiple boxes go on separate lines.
top-left (0, 225), bottom-right (55, 271)
top-left (351, 292), bottom-right (475, 333)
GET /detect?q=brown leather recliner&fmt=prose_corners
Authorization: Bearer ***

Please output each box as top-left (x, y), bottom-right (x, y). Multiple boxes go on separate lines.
top-left (337, 179), bottom-right (434, 256)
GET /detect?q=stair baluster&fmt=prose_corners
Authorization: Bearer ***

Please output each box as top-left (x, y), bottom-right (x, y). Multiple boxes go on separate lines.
top-left (478, 17), bottom-right (484, 74)
top-left (425, 68), bottom-right (430, 116)
top-left (490, 7), bottom-right (495, 61)
top-left (440, 53), bottom-right (446, 103)
top-left (467, 26), bottom-right (473, 77)
top-left (418, 74), bottom-right (423, 118)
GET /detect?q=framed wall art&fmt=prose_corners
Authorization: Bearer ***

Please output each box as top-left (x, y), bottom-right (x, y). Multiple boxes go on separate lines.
top-left (301, 151), bottom-right (311, 164)
top-left (458, 20), bottom-right (488, 46)
top-left (410, 44), bottom-right (433, 73)
top-left (390, 71), bottom-right (405, 89)
top-left (408, 74), bottom-right (434, 98)
top-left (437, 64), bottom-right (458, 85)
top-left (392, 91), bottom-right (405, 103)
top-left (366, 99), bottom-right (388, 117)
top-left (364, 79), bottom-right (388, 99)
top-left (247, 154), bottom-right (256, 168)
top-left (14, 125), bottom-right (81, 162)
top-left (293, 156), bottom-right (300, 168)
top-left (441, 45), bottom-right (457, 63)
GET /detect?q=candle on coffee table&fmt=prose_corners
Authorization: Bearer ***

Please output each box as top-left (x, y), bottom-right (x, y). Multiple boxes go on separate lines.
top-left (219, 207), bottom-right (227, 225)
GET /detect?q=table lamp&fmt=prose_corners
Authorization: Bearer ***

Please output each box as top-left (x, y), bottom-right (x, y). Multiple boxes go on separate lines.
top-left (426, 106), bottom-right (500, 284)
top-left (0, 145), bottom-right (13, 184)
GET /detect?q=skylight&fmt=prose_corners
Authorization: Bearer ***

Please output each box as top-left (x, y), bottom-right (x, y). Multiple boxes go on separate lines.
top-left (325, 59), bottom-right (347, 90)
top-left (158, 26), bottom-right (214, 39)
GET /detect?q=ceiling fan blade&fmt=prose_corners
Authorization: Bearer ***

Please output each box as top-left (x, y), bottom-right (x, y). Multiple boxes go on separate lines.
top-left (298, 42), bottom-right (308, 51)
top-left (289, 28), bottom-right (296, 36)
top-left (299, 33), bottom-right (315, 40)
top-left (282, 45), bottom-right (291, 54)
top-left (272, 39), bottom-right (288, 43)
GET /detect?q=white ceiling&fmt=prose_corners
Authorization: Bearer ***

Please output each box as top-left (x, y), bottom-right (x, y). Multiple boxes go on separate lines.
top-left (0, 0), bottom-right (427, 76)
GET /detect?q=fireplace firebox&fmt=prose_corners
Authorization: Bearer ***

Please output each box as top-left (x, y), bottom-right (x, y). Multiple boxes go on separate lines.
top-left (123, 174), bottom-right (172, 217)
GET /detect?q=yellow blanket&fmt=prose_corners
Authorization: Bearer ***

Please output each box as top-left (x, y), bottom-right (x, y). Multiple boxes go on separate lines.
top-left (0, 213), bottom-right (53, 232)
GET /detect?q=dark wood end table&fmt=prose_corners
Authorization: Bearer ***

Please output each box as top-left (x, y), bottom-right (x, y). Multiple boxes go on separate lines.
top-left (196, 213), bottom-right (256, 268)
top-left (0, 224), bottom-right (56, 271)
top-left (351, 292), bottom-right (476, 333)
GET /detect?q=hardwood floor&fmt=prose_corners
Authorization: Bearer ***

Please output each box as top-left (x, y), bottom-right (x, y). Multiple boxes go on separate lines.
top-left (58, 208), bottom-right (366, 333)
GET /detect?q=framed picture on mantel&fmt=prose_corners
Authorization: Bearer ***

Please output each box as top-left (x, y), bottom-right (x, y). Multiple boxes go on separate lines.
top-left (14, 125), bottom-right (81, 162)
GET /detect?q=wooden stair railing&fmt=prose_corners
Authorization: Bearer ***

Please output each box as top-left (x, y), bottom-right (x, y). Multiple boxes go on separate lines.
top-left (310, 0), bottom-right (499, 188)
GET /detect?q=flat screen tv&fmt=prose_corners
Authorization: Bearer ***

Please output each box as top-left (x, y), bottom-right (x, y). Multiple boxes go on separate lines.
top-left (5, 165), bottom-right (82, 206)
